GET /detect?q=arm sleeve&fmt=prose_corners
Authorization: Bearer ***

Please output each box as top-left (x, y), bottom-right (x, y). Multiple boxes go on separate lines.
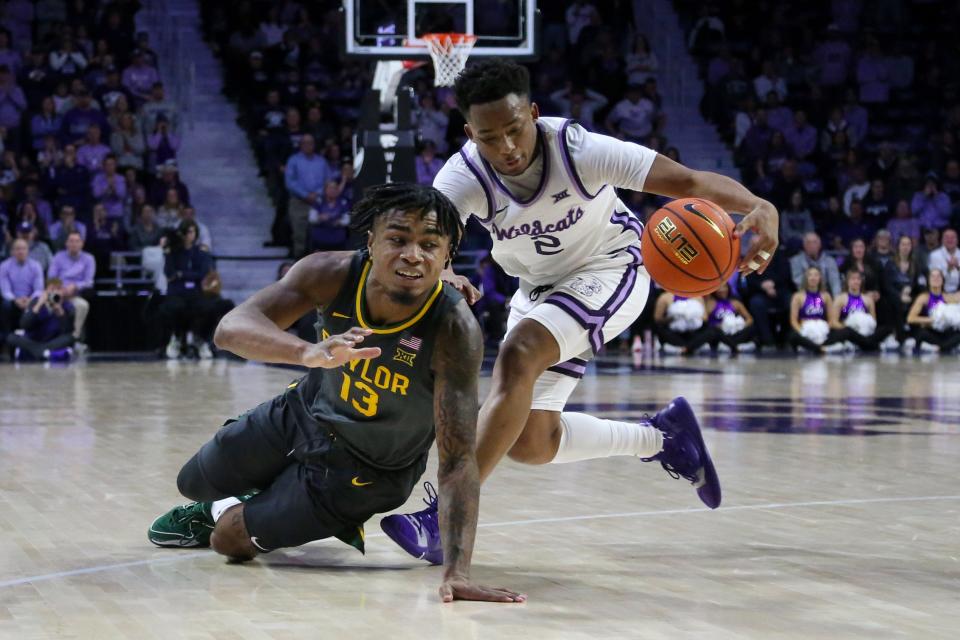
top-left (564, 122), bottom-right (658, 194)
top-left (432, 157), bottom-right (488, 225)
top-left (80, 255), bottom-right (95, 288)
top-left (31, 263), bottom-right (44, 296)
top-left (284, 157), bottom-right (307, 199)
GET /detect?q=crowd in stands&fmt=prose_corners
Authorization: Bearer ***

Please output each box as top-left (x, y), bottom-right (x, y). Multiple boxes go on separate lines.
top-left (199, 0), bottom-right (960, 357)
top-left (0, 0), bottom-right (230, 361)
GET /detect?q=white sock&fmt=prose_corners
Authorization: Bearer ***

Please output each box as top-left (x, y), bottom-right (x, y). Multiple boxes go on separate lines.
top-left (550, 412), bottom-right (663, 463)
top-left (211, 497), bottom-right (241, 522)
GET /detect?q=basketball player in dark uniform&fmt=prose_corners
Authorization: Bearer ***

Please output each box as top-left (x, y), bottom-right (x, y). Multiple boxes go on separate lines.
top-left (147, 184), bottom-right (525, 604)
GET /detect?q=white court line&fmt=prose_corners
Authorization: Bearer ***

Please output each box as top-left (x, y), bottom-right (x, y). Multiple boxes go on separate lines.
top-left (2, 494), bottom-right (958, 590)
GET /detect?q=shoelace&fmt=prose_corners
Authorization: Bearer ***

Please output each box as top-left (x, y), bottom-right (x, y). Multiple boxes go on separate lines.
top-left (411, 482), bottom-right (440, 538)
top-left (639, 412), bottom-right (700, 486)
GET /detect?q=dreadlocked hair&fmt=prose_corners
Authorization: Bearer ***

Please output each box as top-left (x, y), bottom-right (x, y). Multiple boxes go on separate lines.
top-left (350, 182), bottom-right (464, 258)
top-left (454, 59), bottom-right (530, 114)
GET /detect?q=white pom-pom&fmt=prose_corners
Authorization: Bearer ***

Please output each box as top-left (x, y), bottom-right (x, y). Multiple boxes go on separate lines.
top-left (932, 303), bottom-right (960, 331)
top-left (844, 311), bottom-right (876, 336)
top-left (667, 298), bottom-right (705, 332)
top-left (720, 313), bottom-right (746, 336)
top-left (800, 319), bottom-right (830, 345)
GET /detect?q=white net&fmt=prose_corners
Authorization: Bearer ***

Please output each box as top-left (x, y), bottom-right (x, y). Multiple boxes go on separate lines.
top-left (423, 33), bottom-right (478, 87)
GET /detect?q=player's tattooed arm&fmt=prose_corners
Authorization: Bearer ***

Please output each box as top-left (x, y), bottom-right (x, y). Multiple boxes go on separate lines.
top-left (432, 301), bottom-right (525, 604)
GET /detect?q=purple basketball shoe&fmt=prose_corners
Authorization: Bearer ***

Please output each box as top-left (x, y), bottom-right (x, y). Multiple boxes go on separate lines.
top-left (643, 396), bottom-right (722, 509)
top-left (380, 482), bottom-right (443, 565)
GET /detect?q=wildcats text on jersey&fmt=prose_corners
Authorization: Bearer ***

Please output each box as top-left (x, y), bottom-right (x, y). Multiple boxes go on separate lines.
top-left (491, 206), bottom-right (585, 241)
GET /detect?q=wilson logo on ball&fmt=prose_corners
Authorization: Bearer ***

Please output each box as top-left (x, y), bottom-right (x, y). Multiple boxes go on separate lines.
top-left (654, 217), bottom-right (699, 265)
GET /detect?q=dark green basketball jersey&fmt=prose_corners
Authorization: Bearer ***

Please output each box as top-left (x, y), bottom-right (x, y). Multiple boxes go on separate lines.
top-left (287, 250), bottom-right (463, 470)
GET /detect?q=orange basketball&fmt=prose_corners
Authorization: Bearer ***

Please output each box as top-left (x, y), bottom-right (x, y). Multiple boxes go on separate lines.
top-left (640, 197), bottom-right (740, 296)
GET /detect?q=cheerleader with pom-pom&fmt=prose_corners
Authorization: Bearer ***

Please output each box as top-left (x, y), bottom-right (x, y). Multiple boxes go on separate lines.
top-left (653, 292), bottom-right (719, 355)
top-left (906, 269), bottom-right (960, 353)
top-left (705, 282), bottom-right (756, 354)
top-left (827, 269), bottom-right (886, 352)
top-left (788, 266), bottom-right (834, 354)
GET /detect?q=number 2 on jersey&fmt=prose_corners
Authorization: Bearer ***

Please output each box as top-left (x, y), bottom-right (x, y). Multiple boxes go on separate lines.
top-left (533, 234), bottom-right (563, 255)
top-left (340, 372), bottom-right (379, 417)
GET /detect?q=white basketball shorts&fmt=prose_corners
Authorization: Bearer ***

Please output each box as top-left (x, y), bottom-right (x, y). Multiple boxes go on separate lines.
top-left (504, 247), bottom-right (651, 410)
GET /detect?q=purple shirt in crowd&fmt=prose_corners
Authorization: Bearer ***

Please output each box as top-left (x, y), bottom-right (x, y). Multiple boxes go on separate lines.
top-left (91, 172), bottom-right (128, 218)
top-left (48, 250), bottom-right (96, 289)
top-left (911, 192), bottom-right (952, 230)
top-left (0, 256), bottom-right (44, 300)
top-left (0, 84), bottom-right (27, 129)
top-left (416, 155), bottom-right (443, 186)
top-left (813, 40), bottom-right (852, 86)
top-left (783, 123), bottom-right (817, 159)
top-left (76, 142), bottom-right (111, 173)
top-left (856, 55), bottom-right (890, 103)
top-left (887, 217), bottom-right (921, 241)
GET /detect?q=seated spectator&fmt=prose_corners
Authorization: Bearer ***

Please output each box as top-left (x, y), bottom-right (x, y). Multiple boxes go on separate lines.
top-left (762, 91), bottom-right (792, 134)
top-left (178, 206), bottom-right (212, 250)
top-left (625, 34), bottom-right (659, 85)
top-left (549, 83), bottom-right (608, 131)
top-left (907, 268), bottom-right (960, 353)
top-left (308, 179), bottom-right (350, 251)
top-left (110, 111), bottom-right (145, 170)
top-left (780, 189), bottom-right (816, 252)
top-left (146, 114), bottom-right (180, 166)
top-left (31, 96), bottom-right (63, 151)
top-left (156, 186), bottom-right (184, 229)
top-left (107, 93), bottom-right (136, 135)
top-left (839, 237), bottom-right (882, 299)
top-left (927, 228), bottom-right (960, 293)
top-left (285, 133), bottom-right (330, 258)
top-left (87, 203), bottom-right (125, 274)
top-left (46, 143), bottom-right (91, 213)
top-left (0, 28), bottom-right (22, 76)
top-left (96, 67), bottom-right (134, 112)
top-left (790, 231), bottom-right (841, 296)
top-left (140, 82), bottom-right (179, 136)
top-left (782, 110), bottom-right (816, 160)
top-left (917, 226), bottom-right (941, 270)
top-left (911, 173), bottom-right (952, 231)
top-left (842, 88), bottom-right (868, 146)
top-left (605, 84), bottom-right (657, 144)
top-left (754, 60), bottom-right (787, 101)
top-left (20, 47), bottom-right (54, 109)
top-left (148, 160), bottom-right (190, 206)
top-left (48, 205), bottom-right (87, 251)
top-left (49, 35), bottom-right (88, 81)
top-left (739, 108), bottom-right (773, 164)
top-left (4, 277), bottom-right (76, 361)
top-left (881, 234), bottom-right (925, 346)
top-left (76, 124), bottom-right (111, 173)
top-left (742, 234), bottom-right (794, 350)
top-left (91, 154), bottom-right (127, 219)
top-left (861, 179), bottom-right (892, 224)
top-left (121, 50), bottom-right (159, 104)
top-left (856, 36), bottom-right (891, 104)
top-left (413, 93), bottom-right (449, 154)
top-left (705, 282), bottom-right (755, 354)
top-left (159, 220), bottom-right (232, 360)
top-left (788, 266), bottom-right (834, 354)
top-left (830, 199), bottom-right (877, 249)
top-left (755, 131), bottom-right (793, 190)
top-left (47, 230), bottom-right (95, 341)
top-left (17, 198), bottom-right (51, 237)
top-left (887, 199), bottom-right (921, 243)
top-left (16, 222), bottom-right (52, 272)
top-left (843, 166), bottom-right (870, 215)
top-left (37, 135), bottom-right (62, 169)
top-left (0, 64), bottom-right (26, 150)
top-left (869, 229), bottom-right (895, 267)
top-left (129, 204), bottom-right (163, 250)
top-left (415, 141), bottom-right (443, 186)
top-left (0, 238), bottom-right (44, 339)
top-left (653, 292), bottom-right (718, 355)
top-left (60, 87), bottom-right (109, 145)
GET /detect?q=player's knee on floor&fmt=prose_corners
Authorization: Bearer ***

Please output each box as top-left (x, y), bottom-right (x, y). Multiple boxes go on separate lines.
top-left (176, 454), bottom-right (223, 502)
top-left (210, 504), bottom-right (258, 561)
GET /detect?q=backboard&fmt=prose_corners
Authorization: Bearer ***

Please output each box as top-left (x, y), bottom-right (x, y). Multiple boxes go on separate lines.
top-left (342, 0), bottom-right (538, 59)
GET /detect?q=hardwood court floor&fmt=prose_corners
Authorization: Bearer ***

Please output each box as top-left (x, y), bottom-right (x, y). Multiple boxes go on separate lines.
top-left (1, 355), bottom-right (959, 639)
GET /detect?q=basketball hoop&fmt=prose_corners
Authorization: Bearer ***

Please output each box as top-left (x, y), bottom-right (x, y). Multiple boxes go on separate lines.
top-left (422, 33), bottom-right (478, 87)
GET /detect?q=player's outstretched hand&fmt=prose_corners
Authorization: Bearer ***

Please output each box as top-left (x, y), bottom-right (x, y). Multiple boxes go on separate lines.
top-left (301, 327), bottom-right (381, 368)
top-left (735, 200), bottom-right (780, 275)
top-left (439, 578), bottom-right (527, 603)
top-left (442, 272), bottom-right (481, 305)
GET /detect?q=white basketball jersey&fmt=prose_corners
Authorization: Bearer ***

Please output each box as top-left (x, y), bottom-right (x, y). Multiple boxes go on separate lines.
top-left (434, 117), bottom-right (655, 286)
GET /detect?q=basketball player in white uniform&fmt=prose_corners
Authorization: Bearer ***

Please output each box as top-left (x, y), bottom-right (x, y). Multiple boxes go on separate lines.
top-left (381, 60), bottom-right (779, 564)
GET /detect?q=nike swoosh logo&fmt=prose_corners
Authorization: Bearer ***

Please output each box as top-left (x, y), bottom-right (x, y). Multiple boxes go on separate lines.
top-left (250, 536), bottom-right (269, 552)
top-left (682, 202), bottom-right (726, 239)
top-left (404, 515), bottom-right (429, 548)
top-left (332, 312), bottom-right (352, 319)
top-left (351, 476), bottom-right (373, 487)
